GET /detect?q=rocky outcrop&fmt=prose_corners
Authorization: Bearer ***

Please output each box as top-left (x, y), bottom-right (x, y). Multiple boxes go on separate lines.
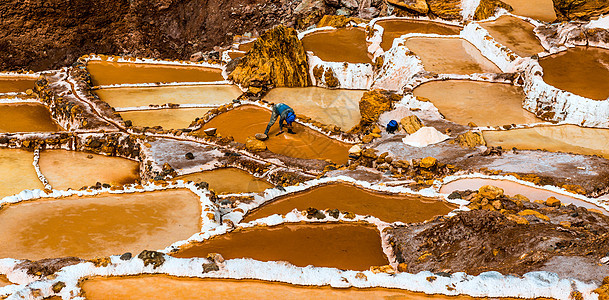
top-left (454, 131), bottom-right (485, 148)
top-left (553, 0), bottom-right (609, 21)
top-left (427, 0), bottom-right (462, 20)
top-left (0, 0), bottom-right (299, 71)
top-left (317, 15), bottom-right (366, 27)
top-left (474, 0), bottom-right (512, 20)
top-left (389, 186), bottom-right (609, 280)
top-left (387, 0), bottom-right (429, 14)
top-left (350, 90), bottom-right (400, 132)
top-left (400, 115), bottom-right (423, 134)
top-left (228, 25), bottom-right (311, 93)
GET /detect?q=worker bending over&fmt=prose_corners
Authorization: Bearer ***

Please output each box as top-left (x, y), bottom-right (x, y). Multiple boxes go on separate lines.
top-left (264, 103), bottom-right (296, 136)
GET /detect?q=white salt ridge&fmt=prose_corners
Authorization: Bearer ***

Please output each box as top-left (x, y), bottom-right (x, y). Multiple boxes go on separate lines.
top-left (85, 54), bottom-right (225, 70)
top-left (307, 53), bottom-right (374, 90)
top-left (32, 148), bottom-right (52, 191)
top-left (4, 251), bottom-right (599, 300)
top-left (588, 15), bottom-right (609, 30)
top-left (402, 127), bottom-right (450, 147)
top-left (371, 42), bottom-right (425, 91)
top-left (461, 0), bottom-right (481, 20)
top-left (0, 97), bottom-right (40, 104)
top-left (113, 103), bottom-right (223, 112)
top-left (460, 22), bottom-right (523, 71)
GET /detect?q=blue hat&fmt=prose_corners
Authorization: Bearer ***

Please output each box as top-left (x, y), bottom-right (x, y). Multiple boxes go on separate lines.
top-left (286, 112), bottom-right (296, 125)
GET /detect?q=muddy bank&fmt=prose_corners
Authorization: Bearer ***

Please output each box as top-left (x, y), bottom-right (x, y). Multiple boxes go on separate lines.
top-left (0, 0), bottom-right (299, 71)
top-left (389, 186), bottom-right (609, 282)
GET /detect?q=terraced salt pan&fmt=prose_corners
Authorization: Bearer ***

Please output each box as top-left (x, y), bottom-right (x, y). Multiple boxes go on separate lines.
top-left (242, 183), bottom-right (456, 223)
top-left (440, 177), bottom-right (608, 213)
top-left (539, 46), bottom-right (609, 100)
top-left (413, 80), bottom-right (541, 126)
top-left (0, 149), bottom-right (43, 198)
top-left (0, 103), bottom-right (62, 133)
top-left (173, 223), bottom-right (388, 271)
top-left (174, 168), bottom-right (273, 194)
top-left (0, 189), bottom-right (201, 260)
top-left (87, 61), bottom-right (224, 86)
top-left (480, 15), bottom-right (544, 57)
top-left (263, 87), bottom-right (364, 130)
top-left (199, 105), bottom-right (350, 164)
top-left (301, 27), bottom-right (371, 63)
top-left (94, 85), bottom-right (242, 108)
top-left (0, 77), bottom-right (36, 93)
top-left (483, 125), bottom-right (609, 159)
top-left (404, 37), bottom-right (500, 75)
top-left (500, 0), bottom-right (556, 22)
top-left (81, 276), bottom-right (478, 300)
top-left (119, 108), bottom-right (211, 129)
top-left (375, 19), bottom-right (461, 51)
top-left (39, 150), bottom-right (139, 190)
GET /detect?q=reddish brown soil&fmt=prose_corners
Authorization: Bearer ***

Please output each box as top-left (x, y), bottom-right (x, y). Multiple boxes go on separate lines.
top-left (0, 0), bottom-right (298, 71)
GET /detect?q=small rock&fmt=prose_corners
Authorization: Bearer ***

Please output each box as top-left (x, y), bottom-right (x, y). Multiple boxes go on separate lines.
top-left (355, 272), bottom-right (367, 280)
top-left (327, 208), bottom-right (340, 219)
top-left (120, 252), bottom-right (132, 260)
top-left (518, 209), bottom-right (550, 221)
top-left (545, 197), bottom-right (561, 207)
top-left (86, 154), bottom-right (93, 159)
top-left (507, 214), bottom-right (529, 225)
top-left (397, 262), bottom-right (408, 272)
top-left (137, 250), bottom-right (166, 268)
top-left (255, 133), bottom-right (268, 141)
top-left (204, 128), bottom-right (217, 136)
top-left (190, 51), bottom-right (204, 62)
top-left (207, 253), bottom-right (225, 264)
top-left (52, 281), bottom-right (66, 293)
top-left (447, 191), bottom-right (461, 199)
top-left (478, 185), bottom-right (504, 200)
top-left (246, 137), bottom-right (267, 152)
top-left (420, 156), bottom-right (437, 168)
top-left (202, 262), bottom-right (220, 273)
top-left (185, 152), bottom-right (195, 160)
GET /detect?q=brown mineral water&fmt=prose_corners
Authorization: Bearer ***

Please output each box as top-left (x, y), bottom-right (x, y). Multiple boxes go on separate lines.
top-left (263, 87), bottom-right (364, 130)
top-left (0, 189), bottom-right (201, 260)
top-left (0, 149), bottom-right (44, 198)
top-left (440, 178), bottom-right (608, 214)
top-left (243, 183), bottom-right (456, 223)
top-left (81, 276), bottom-right (480, 300)
top-left (376, 19), bottom-right (461, 51)
top-left (238, 40), bottom-right (256, 52)
top-left (301, 27), bottom-right (371, 63)
top-left (483, 125), bottom-right (609, 159)
top-left (405, 37), bottom-right (501, 74)
top-left (228, 51), bottom-right (246, 60)
top-left (38, 150), bottom-right (139, 190)
top-left (173, 223), bottom-right (388, 271)
top-left (0, 77), bottom-right (37, 93)
top-left (87, 61), bottom-right (224, 86)
top-left (120, 108), bottom-right (212, 129)
top-left (95, 85), bottom-right (242, 108)
top-left (413, 80), bottom-right (541, 126)
top-left (0, 103), bottom-right (62, 133)
top-left (501, 0), bottom-right (556, 22)
top-left (539, 46), bottom-right (609, 100)
top-left (480, 16), bottom-right (544, 57)
top-left (174, 168), bottom-right (273, 194)
top-left (199, 105), bottom-right (351, 164)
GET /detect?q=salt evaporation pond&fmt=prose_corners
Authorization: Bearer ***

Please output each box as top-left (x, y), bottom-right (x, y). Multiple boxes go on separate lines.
top-left (441, 178), bottom-right (608, 214)
top-left (483, 125), bottom-right (609, 159)
top-left (82, 276), bottom-right (479, 300)
top-left (0, 103), bottom-right (62, 133)
top-left (95, 85), bottom-right (242, 108)
top-left (263, 87), bottom-right (364, 130)
top-left (39, 150), bottom-right (139, 190)
top-left (376, 19), bottom-right (461, 51)
top-left (0, 189), bottom-right (201, 260)
top-left (0, 77), bottom-right (37, 93)
top-left (199, 105), bottom-right (350, 164)
top-left (238, 40), bottom-right (255, 52)
top-left (539, 46), bottom-right (609, 100)
top-left (404, 37), bottom-right (500, 74)
top-left (500, 0), bottom-right (556, 22)
top-left (120, 108), bottom-right (212, 129)
top-left (480, 16), bottom-right (544, 57)
top-left (243, 183), bottom-right (456, 223)
top-left (174, 168), bottom-right (273, 194)
top-left (301, 27), bottom-right (371, 63)
top-left (173, 223), bottom-right (388, 271)
top-left (405, 37), bottom-right (501, 75)
top-left (87, 61), bottom-right (224, 86)
top-left (0, 149), bottom-right (43, 198)
top-left (413, 80), bottom-right (541, 126)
